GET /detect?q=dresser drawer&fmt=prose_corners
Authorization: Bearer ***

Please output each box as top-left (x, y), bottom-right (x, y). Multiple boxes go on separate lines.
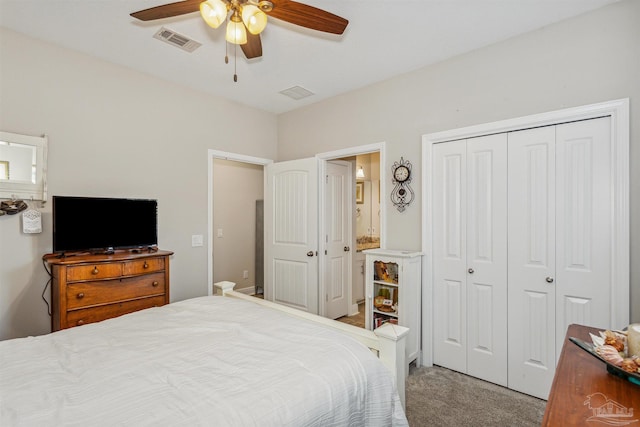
top-left (66, 273), bottom-right (166, 310)
top-left (66, 263), bottom-right (122, 281)
top-left (123, 257), bottom-right (165, 275)
top-left (64, 295), bottom-right (166, 328)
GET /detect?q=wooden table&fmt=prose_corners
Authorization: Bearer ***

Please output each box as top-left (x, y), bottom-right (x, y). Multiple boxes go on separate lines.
top-left (542, 324), bottom-right (640, 426)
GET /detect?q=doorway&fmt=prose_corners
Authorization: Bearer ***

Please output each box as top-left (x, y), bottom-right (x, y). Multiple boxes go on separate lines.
top-left (207, 144), bottom-right (387, 328)
top-left (207, 150), bottom-right (272, 296)
top-left (317, 143), bottom-right (386, 326)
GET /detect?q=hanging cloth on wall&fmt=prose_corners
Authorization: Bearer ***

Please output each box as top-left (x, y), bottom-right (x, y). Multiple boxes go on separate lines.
top-left (22, 205), bottom-right (42, 234)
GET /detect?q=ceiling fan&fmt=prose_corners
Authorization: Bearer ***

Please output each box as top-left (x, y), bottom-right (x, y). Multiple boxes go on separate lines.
top-left (130, 0), bottom-right (349, 61)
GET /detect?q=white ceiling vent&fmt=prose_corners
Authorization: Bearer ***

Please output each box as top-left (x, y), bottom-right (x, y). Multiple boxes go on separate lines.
top-left (153, 27), bottom-right (201, 53)
top-left (279, 86), bottom-right (315, 100)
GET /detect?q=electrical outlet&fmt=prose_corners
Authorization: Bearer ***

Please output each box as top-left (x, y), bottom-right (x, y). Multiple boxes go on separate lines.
top-left (243, 270), bottom-right (249, 279)
top-left (217, 228), bottom-right (223, 238)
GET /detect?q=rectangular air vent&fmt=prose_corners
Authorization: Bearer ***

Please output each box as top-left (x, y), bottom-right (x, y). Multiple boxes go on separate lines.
top-left (153, 27), bottom-right (201, 53)
top-left (279, 86), bottom-right (315, 100)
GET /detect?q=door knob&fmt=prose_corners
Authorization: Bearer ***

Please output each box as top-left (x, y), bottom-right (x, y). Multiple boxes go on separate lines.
top-left (546, 277), bottom-right (554, 283)
top-left (344, 246), bottom-right (350, 252)
top-left (468, 268), bottom-right (474, 274)
top-left (307, 251), bottom-right (314, 257)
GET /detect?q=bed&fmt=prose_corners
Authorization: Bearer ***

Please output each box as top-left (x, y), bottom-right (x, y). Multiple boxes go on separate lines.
top-left (0, 281), bottom-right (409, 426)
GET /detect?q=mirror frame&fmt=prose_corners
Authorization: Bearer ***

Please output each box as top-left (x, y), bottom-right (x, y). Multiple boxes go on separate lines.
top-left (0, 131), bottom-right (48, 201)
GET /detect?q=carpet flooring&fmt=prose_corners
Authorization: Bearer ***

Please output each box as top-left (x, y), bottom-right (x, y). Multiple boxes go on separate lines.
top-left (335, 303), bottom-right (546, 426)
top-left (405, 364), bottom-right (547, 426)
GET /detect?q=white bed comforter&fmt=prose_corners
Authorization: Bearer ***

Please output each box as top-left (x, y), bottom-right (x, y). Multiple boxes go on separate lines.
top-left (0, 296), bottom-right (408, 426)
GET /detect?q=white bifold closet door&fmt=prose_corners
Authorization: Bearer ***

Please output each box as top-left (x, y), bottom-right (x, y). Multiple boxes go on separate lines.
top-left (432, 133), bottom-right (508, 387)
top-left (507, 117), bottom-right (612, 399)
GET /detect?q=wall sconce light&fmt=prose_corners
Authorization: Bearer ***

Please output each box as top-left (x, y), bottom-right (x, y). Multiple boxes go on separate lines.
top-left (356, 165), bottom-right (365, 179)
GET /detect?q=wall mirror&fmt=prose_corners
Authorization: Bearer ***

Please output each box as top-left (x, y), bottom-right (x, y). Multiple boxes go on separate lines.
top-left (0, 131), bottom-right (48, 201)
top-left (355, 152), bottom-right (381, 252)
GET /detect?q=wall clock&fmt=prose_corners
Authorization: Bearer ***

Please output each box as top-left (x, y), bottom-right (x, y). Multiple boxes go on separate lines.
top-left (391, 157), bottom-right (414, 212)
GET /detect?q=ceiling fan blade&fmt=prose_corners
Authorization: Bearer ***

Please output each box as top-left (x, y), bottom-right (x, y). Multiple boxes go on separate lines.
top-left (130, 0), bottom-right (203, 21)
top-left (241, 33), bottom-right (263, 59)
top-left (268, 0), bottom-right (348, 35)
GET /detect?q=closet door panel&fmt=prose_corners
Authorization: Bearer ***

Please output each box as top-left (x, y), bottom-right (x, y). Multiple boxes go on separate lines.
top-left (433, 141), bottom-right (467, 372)
top-left (555, 117), bottom-right (611, 345)
top-left (466, 134), bottom-right (508, 386)
top-left (507, 126), bottom-right (556, 399)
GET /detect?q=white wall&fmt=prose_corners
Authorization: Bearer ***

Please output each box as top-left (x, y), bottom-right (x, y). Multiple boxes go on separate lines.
top-left (277, 0), bottom-right (640, 322)
top-left (0, 28), bottom-right (278, 340)
top-left (212, 159), bottom-right (263, 291)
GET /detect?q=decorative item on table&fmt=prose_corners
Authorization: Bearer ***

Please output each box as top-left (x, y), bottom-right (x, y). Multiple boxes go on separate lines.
top-left (374, 288), bottom-right (395, 313)
top-left (569, 325), bottom-right (640, 386)
top-left (386, 263), bottom-right (399, 284)
top-left (374, 261), bottom-right (389, 281)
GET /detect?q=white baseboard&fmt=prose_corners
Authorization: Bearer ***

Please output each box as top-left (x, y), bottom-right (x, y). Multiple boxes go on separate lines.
top-left (349, 303), bottom-right (359, 316)
top-left (235, 286), bottom-right (255, 295)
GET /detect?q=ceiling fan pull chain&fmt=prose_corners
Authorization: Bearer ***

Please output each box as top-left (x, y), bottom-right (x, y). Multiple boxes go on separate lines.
top-left (234, 42), bottom-right (238, 82)
top-left (225, 41), bottom-right (229, 64)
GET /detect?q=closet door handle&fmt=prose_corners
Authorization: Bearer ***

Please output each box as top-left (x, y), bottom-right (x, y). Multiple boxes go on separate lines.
top-left (344, 246), bottom-right (350, 252)
top-left (468, 268), bottom-right (474, 274)
top-left (546, 277), bottom-right (554, 283)
top-left (307, 251), bottom-right (314, 257)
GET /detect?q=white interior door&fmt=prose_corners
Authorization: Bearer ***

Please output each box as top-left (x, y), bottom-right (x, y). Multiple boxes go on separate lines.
top-left (465, 134), bottom-right (508, 386)
top-left (507, 126), bottom-right (557, 399)
top-left (324, 161), bottom-right (351, 319)
top-left (433, 140), bottom-right (467, 373)
top-left (432, 135), bottom-right (508, 386)
top-left (554, 117), bottom-right (612, 347)
top-left (264, 158), bottom-right (319, 314)
top-left (508, 118), bottom-right (612, 399)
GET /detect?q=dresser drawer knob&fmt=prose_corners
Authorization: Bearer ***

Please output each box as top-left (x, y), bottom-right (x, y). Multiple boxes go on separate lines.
top-left (143, 262), bottom-right (149, 269)
top-left (77, 320), bottom-right (84, 326)
top-left (77, 292), bottom-right (84, 299)
top-left (152, 281), bottom-right (159, 287)
top-left (92, 267), bottom-right (99, 275)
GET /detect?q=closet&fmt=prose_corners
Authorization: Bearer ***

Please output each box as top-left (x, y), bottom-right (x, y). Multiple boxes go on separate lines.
top-left (432, 133), bottom-right (508, 386)
top-left (432, 116), bottom-right (612, 399)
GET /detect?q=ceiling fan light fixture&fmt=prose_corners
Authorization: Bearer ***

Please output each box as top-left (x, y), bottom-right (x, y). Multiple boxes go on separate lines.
top-left (200, 0), bottom-right (228, 29)
top-left (241, 5), bottom-right (268, 35)
top-left (225, 14), bottom-right (247, 45)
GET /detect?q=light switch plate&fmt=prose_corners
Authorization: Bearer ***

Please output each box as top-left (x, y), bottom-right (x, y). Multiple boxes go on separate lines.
top-left (191, 234), bottom-right (204, 247)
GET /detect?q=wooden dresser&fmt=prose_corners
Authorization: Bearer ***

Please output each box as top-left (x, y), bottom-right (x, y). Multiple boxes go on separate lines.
top-left (542, 324), bottom-right (640, 425)
top-left (44, 250), bottom-right (173, 331)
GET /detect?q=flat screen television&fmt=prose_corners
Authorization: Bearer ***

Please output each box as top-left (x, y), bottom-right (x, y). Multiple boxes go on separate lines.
top-left (52, 196), bottom-right (158, 254)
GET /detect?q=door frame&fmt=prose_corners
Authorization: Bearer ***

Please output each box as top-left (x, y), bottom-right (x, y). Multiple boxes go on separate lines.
top-left (207, 149), bottom-right (273, 295)
top-left (421, 98), bottom-right (630, 368)
top-left (316, 142), bottom-right (387, 317)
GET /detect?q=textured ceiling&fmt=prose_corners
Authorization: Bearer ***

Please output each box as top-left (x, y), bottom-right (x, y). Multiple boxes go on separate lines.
top-left (0, 0), bottom-right (621, 114)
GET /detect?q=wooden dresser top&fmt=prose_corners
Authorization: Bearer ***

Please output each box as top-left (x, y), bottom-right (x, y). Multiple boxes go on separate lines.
top-left (542, 323), bottom-right (640, 426)
top-left (43, 249), bottom-right (174, 265)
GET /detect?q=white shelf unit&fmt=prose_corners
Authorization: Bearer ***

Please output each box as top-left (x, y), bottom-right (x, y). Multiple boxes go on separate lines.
top-left (364, 249), bottom-right (422, 366)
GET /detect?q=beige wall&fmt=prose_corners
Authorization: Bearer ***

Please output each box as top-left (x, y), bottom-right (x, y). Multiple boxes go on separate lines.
top-left (1, 0), bottom-right (638, 340)
top-left (277, 0), bottom-right (640, 321)
top-left (0, 29), bottom-right (277, 340)
top-left (212, 159), bottom-right (263, 291)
